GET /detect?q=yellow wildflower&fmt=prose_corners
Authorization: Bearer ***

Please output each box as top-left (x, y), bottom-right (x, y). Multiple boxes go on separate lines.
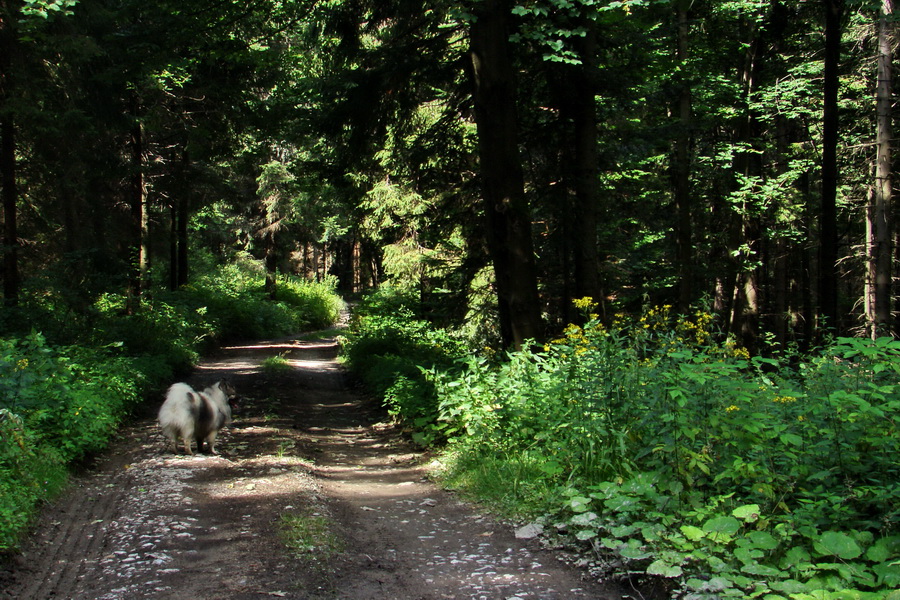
top-left (573, 296), bottom-right (598, 312)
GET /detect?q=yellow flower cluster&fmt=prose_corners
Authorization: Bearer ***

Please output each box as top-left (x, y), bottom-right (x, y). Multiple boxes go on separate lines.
top-left (724, 340), bottom-right (751, 360)
top-left (572, 296), bottom-right (598, 312)
top-left (14, 358), bottom-right (28, 371)
top-left (726, 405), bottom-right (741, 412)
top-left (773, 395), bottom-right (797, 404)
top-left (677, 310), bottom-right (715, 345)
top-left (639, 304), bottom-right (673, 330)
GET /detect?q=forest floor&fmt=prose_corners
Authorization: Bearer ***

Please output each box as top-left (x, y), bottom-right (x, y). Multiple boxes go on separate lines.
top-left (0, 330), bottom-right (643, 600)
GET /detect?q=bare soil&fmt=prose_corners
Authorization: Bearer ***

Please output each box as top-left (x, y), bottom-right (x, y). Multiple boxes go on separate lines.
top-left (0, 333), bottom-right (640, 600)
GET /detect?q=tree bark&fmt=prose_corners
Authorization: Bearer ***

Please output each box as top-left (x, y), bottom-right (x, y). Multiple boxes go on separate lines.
top-left (820, 0), bottom-right (843, 332)
top-left (866, 0), bottom-right (892, 338)
top-left (673, 0), bottom-right (693, 312)
top-left (468, 0), bottom-right (542, 349)
top-left (0, 1), bottom-right (19, 307)
top-left (568, 24), bottom-right (602, 310)
top-left (176, 159), bottom-right (190, 288)
top-left (127, 102), bottom-right (148, 314)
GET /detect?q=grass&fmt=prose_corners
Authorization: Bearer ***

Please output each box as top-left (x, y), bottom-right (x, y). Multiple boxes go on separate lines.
top-left (262, 354), bottom-right (294, 373)
top-left (278, 506), bottom-right (344, 563)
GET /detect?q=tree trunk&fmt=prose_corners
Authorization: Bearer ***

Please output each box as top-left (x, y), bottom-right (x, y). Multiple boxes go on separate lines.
top-left (867, 0), bottom-right (893, 337)
top-left (729, 15), bottom-right (766, 352)
top-left (176, 150), bottom-right (190, 288)
top-left (673, 0), bottom-right (693, 312)
top-left (127, 108), bottom-right (148, 314)
top-left (569, 24), bottom-right (602, 311)
top-left (265, 233), bottom-right (277, 300)
top-left (820, 0), bottom-right (843, 332)
top-left (0, 2), bottom-right (18, 307)
top-left (468, 0), bottom-right (542, 349)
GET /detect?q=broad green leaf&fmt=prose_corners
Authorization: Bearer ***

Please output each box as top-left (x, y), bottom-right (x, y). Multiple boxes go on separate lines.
top-left (746, 530), bottom-right (779, 550)
top-left (575, 529), bottom-right (598, 541)
top-left (570, 511), bottom-right (598, 527)
top-left (812, 531), bottom-right (862, 560)
top-left (610, 524), bottom-right (637, 537)
top-left (873, 561), bottom-right (900, 587)
top-left (780, 546), bottom-right (812, 570)
top-left (703, 516), bottom-right (741, 537)
top-left (680, 525), bottom-right (705, 542)
top-left (732, 504), bottom-right (761, 522)
top-left (646, 559), bottom-right (683, 578)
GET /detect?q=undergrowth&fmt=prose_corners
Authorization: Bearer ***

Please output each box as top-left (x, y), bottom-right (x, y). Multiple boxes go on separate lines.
top-left (339, 288), bottom-right (468, 444)
top-left (342, 295), bottom-right (900, 599)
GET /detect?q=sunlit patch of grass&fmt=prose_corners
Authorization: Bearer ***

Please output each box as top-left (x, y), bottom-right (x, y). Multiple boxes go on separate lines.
top-left (432, 448), bottom-right (564, 518)
top-left (278, 506), bottom-right (343, 562)
top-left (262, 353), bottom-right (293, 373)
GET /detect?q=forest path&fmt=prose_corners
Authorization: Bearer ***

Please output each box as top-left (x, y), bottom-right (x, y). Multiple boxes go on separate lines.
top-left (0, 332), bottom-right (634, 600)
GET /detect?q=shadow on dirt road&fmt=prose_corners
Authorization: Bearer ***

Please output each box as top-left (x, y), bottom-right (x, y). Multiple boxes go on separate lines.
top-left (0, 332), bottom-right (637, 600)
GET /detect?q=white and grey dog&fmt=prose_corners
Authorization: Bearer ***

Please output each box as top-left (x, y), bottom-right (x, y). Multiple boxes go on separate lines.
top-left (158, 379), bottom-right (237, 455)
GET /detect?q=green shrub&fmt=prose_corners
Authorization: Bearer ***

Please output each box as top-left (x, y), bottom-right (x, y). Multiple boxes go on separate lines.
top-left (429, 304), bottom-right (900, 597)
top-left (340, 288), bottom-right (469, 435)
top-left (0, 410), bottom-right (67, 551)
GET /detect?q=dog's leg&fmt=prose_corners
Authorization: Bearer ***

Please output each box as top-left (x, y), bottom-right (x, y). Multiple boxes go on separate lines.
top-left (206, 431), bottom-right (218, 454)
top-left (183, 436), bottom-right (193, 455)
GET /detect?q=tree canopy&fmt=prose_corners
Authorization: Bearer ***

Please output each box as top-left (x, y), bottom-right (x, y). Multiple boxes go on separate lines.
top-left (1, 0), bottom-right (897, 348)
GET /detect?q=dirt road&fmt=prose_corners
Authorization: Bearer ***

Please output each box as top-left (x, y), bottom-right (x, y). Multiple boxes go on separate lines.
top-left (0, 333), bottom-right (636, 599)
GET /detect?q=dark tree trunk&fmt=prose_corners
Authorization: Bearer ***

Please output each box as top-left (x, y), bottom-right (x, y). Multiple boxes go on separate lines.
top-left (175, 149), bottom-right (190, 288)
top-left (568, 25), bottom-right (602, 310)
top-left (468, 0), bottom-right (542, 349)
top-left (673, 0), bottom-right (693, 312)
top-left (0, 2), bottom-right (18, 307)
top-left (127, 100), bottom-right (148, 314)
top-left (265, 233), bottom-right (277, 300)
top-left (1, 116), bottom-right (16, 308)
top-left (169, 202), bottom-right (178, 291)
top-left (820, 0), bottom-right (843, 332)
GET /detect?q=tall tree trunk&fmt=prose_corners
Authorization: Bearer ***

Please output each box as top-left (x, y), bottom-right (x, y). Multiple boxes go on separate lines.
top-left (569, 24), bottom-right (602, 311)
top-left (820, 0), bottom-right (843, 332)
top-left (673, 0), bottom-right (693, 312)
top-left (169, 202), bottom-right (178, 291)
top-left (264, 232), bottom-right (277, 300)
top-left (468, 0), bottom-right (542, 349)
top-left (176, 151), bottom-right (190, 288)
top-left (0, 1), bottom-right (18, 307)
top-left (729, 15), bottom-right (767, 352)
top-left (867, 0), bottom-right (893, 337)
top-left (127, 104), bottom-right (148, 314)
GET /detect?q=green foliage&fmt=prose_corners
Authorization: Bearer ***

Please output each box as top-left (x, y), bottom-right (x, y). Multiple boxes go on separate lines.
top-left (0, 410), bottom-right (67, 552)
top-left (0, 334), bottom-right (141, 551)
top-left (340, 288), bottom-right (469, 441)
top-left (185, 262), bottom-right (344, 341)
top-left (428, 305), bottom-right (900, 596)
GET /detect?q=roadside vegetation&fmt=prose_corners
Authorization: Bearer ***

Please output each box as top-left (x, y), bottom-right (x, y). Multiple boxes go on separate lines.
top-left (0, 259), bottom-right (343, 552)
top-left (341, 290), bottom-right (900, 600)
